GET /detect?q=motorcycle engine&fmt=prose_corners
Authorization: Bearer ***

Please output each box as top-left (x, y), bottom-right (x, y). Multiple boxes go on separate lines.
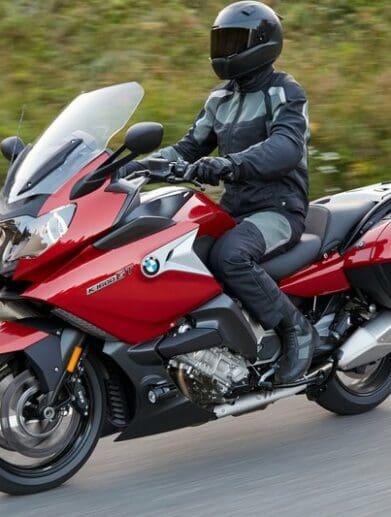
top-left (169, 347), bottom-right (249, 406)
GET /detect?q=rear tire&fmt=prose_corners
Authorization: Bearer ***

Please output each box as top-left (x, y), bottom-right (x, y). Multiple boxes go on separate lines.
top-left (0, 355), bottom-right (105, 495)
top-left (316, 354), bottom-right (391, 415)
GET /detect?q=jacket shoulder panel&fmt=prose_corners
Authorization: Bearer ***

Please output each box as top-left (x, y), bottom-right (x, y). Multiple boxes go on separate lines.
top-left (205, 85), bottom-right (234, 108)
top-left (266, 72), bottom-right (307, 119)
top-left (270, 71), bottom-right (307, 101)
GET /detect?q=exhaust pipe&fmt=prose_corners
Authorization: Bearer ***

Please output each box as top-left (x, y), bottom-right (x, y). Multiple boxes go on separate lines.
top-left (214, 385), bottom-right (306, 418)
top-left (213, 362), bottom-right (333, 419)
top-left (339, 311), bottom-right (391, 370)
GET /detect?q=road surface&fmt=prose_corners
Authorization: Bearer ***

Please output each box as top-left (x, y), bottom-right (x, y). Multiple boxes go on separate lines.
top-left (1, 395), bottom-right (391, 516)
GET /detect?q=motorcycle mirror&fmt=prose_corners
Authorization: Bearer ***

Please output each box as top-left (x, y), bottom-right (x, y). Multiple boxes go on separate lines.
top-left (1, 136), bottom-right (25, 162)
top-left (70, 122), bottom-right (163, 201)
top-left (124, 122), bottom-right (164, 155)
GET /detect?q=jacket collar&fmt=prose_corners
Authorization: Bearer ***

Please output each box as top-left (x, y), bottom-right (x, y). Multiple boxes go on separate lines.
top-left (232, 65), bottom-right (275, 92)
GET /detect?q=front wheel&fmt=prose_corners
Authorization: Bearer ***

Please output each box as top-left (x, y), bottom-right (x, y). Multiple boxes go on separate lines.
top-left (315, 354), bottom-right (391, 415)
top-left (0, 355), bottom-right (105, 495)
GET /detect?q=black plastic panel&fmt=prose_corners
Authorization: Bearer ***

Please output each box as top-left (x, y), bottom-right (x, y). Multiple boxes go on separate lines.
top-left (194, 235), bottom-right (215, 265)
top-left (94, 215), bottom-right (175, 250)
top-left (126, 188), bottom-right (192, 222)
top-left (190, 294), bottom-right (257, 361)
top-left (101, 341), bottom-right (214, 442)
top-left (346, 263), bottom-right (391, 309)
top-left (24, 335), bottom-right (63, 392)
top-left (18, 139), bottom-right (82, 195)
top-left (0, 191), bottom-right (49, 219)
top-left (2, 145), bottom-right (32, 198)
top-left (158, 328), bottom-right (222, 359)
top-left (257, 332), bottom-right (281, 362)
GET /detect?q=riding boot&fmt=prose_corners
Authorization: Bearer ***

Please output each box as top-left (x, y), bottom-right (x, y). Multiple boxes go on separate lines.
top-left (274, 298), bottom-right (319, 384)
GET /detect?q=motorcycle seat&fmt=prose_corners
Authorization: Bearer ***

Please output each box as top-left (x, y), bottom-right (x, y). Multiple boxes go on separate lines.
top-left (261, 233), bottom-right (322, 280)
top-left (261, 198), bottom-right (375, 281)
top-left (305, 198), bottom-right (376, 257)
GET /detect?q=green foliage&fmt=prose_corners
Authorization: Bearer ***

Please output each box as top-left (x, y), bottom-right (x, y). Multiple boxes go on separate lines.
top-left (0, 0), bottom-right (389, 198)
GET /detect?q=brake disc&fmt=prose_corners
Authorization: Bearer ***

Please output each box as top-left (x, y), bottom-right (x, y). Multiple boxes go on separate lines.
top-left (0, 362), bottom-right (15, 451)
top-left (0, 370), bottom-right (80, 459)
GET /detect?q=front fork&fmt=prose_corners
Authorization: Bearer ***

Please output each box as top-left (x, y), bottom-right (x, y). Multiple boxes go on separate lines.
top-left (12, 325), bottom-right (89, 419)
top-left (43, 341), bottom-right (89, 418)
top-left (0, 318), bottom-right (92, 421)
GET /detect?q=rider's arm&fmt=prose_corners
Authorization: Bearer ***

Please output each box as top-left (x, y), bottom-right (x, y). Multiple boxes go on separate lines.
top-left (150, 92), bottom-right (220, 163)
top-left (226, 82), bottom-right (309, 180)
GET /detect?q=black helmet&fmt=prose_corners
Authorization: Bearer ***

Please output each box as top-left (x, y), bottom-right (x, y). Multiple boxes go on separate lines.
top-left (210, 1), bottom-right (283, 80)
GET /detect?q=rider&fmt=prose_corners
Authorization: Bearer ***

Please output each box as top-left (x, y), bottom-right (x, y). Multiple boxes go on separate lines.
top-left (127, 1), bottom-right (320, 384)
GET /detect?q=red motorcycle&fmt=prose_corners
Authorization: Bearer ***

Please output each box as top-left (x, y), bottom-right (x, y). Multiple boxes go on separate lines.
top-left (0, 82), bottom-right (390, 495)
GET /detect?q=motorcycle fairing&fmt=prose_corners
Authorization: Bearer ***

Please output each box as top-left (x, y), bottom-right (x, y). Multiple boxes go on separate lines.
top-left (173, 190), bottom-right (235, 238)
top-left (0, 320), bottom-right (48, 354)
top-left (101, 341), bottom-right (214, 441)
top-left (12, 153), bottom-right (127, 283)
top-left (0, 321), bottom-right (84, 392)
top-left (24, 221), bottom-right (223, 344)
top-left (280, 219), bottom-right (391, 297)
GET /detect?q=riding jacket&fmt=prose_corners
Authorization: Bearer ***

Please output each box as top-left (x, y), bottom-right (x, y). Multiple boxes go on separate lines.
top-left (153, 65), bottom-right (310, 219)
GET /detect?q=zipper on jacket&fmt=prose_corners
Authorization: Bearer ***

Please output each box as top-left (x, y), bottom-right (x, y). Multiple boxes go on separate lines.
top-left (226, 91), bottom-right (245, 215)
top-left (227, 91), bottom-right (245, 150)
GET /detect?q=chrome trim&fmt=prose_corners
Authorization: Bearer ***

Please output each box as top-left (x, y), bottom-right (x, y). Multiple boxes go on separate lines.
top-left (214, 385), bottom-right (306, 418)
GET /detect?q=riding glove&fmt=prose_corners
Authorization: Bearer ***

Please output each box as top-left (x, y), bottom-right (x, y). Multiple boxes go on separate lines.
top-left (187, 156), bottom-right (236, 186)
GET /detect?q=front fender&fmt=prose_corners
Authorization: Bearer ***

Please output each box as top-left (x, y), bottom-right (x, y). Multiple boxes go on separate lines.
top-left (0, 320), bottom-right (83, 392)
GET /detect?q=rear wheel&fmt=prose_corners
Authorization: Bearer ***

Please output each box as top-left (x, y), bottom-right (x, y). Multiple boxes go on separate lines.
top-left (316, 354), bottom-right (391, 415)
top-left (0, 354), bottom-right (105, 495)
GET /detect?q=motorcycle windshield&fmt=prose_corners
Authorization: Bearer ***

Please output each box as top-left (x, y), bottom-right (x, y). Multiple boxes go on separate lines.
top-left (5, 82), bottom-right (144, 204)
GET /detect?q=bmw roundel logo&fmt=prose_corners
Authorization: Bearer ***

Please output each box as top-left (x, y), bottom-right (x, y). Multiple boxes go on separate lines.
top-left (142, 257), bottom-right (160, 276)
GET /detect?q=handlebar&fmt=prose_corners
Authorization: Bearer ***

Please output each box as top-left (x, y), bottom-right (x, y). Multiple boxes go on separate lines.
top-left (168, 160), bottom-right (204, 189)
top-left (124, 158), bottom-right (234, 189)
top-left (125, 159), bottom-right (204, 190)
top-left (170, 160), bottom-right (235, 185)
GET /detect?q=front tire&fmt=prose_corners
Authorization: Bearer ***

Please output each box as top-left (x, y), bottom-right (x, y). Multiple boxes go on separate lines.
top-left (316, 354), bottom-right (391, 415)
top-left (0, 355), bottom-right (105, 495)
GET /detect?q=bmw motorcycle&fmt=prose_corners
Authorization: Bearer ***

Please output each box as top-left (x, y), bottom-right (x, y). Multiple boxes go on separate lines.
top-left (0, 82), bottom-right (391, 495)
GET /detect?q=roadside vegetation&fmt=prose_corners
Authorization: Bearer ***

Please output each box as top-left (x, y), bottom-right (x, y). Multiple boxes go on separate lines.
top-left (0, 0), bottom-right (389, 197)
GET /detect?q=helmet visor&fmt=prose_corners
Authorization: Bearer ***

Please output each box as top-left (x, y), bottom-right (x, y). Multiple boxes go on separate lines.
top-left (211, 28), bottom-right (250, 59)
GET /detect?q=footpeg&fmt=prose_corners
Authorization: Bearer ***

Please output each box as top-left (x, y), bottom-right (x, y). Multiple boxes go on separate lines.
top-left (257, 367), bottom-right (275, 390)
top-left (147, 382), bottom-right (178, 404)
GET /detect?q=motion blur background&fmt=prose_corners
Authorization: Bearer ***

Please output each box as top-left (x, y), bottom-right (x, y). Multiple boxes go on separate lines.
top-left (0, 0), bottom-right (389, 198)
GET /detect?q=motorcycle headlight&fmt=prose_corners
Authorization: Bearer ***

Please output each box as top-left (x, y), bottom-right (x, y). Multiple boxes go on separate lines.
top-left (0, 204), bottom-right (76, 264)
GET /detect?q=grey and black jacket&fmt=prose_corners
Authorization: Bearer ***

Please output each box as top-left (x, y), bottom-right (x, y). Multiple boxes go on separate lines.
top-left (153, 66), bottom-right (310, 219)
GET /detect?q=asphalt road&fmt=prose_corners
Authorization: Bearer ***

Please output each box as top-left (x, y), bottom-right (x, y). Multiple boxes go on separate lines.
top-left (2, 394), bottom-right (391, 517)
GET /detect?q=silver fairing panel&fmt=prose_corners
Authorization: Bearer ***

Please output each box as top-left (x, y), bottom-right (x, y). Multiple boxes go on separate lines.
top-left (141, 229), bottom-right (212, 278)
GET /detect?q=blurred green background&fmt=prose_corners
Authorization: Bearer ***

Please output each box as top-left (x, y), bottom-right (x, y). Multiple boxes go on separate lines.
top-left (0, 0), bottom-right (389, 198)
